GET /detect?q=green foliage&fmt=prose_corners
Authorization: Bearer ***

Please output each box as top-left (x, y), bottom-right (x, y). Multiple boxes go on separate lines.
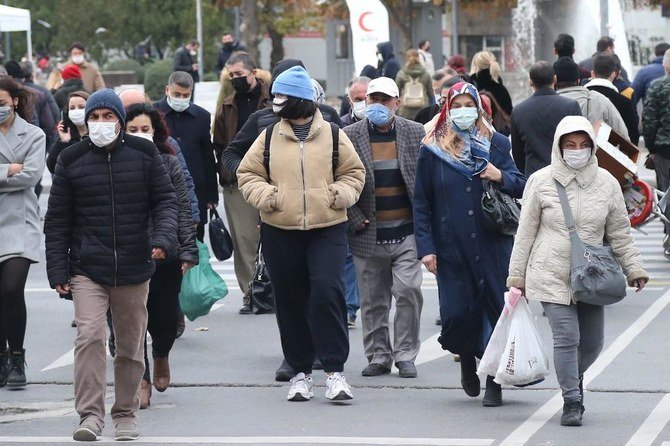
top-left (103, 59), bottom-right (146, 83)
top-left (143, 60), bottom-right (173, 102)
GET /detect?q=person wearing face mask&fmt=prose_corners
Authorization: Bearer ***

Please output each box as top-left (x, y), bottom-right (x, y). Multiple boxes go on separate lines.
top-left (341, 76), bottom-right (371, 128)
top-left (124, 103), bottom-right (198, 409)
top-left (45, 88), bottom-right (178, 442)
top-left (508, 115), bottom-right (648, 426)
top-left (213, 52), bottom-right (270, 314)
top-left (343, 77), bottom-right (426, 380)
top-left (47, 91), bottom-right (90, 174)
top-left (0, 77), bottom-right (46, 389)
top-left (173, 40), bottom-right (200, 102)
top-left (376, 41), bottom-right (401, 81)
top-left (157, 71), bottom-right (218, 242)
top-left (238, 65), bottom-right (365, 403)
top-left (413, 82), bottom-right (526, 407)
top-left (53, 65), bottom-right (87, 109)
top-left (68, 42), bottom-right (105, 92)
top-left (216, 31), bottom-right (246, 75)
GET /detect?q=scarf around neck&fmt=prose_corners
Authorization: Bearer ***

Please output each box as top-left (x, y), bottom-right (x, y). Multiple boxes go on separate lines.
top-left (423, 122), bottom-right (490, 179)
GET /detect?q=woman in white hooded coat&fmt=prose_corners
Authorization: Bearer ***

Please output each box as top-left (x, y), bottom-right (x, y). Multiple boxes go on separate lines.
top-left (507, 115), bottom-right (648, 427)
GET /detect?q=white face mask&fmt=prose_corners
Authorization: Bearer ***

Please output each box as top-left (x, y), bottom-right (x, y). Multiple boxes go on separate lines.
top-left (167, 95), bottom-right (190, 112)
top-left (68, 108), bottom-right (86, 126)
top-left (272, 97), bottom-right (288, 114)
top-left (352, 100), bottom-right (366, 120)
top-left (128, 131), bottom-right (154, 142)
top-left (563, 148), bottom-right (592, 169)
top-left (72, 55), bottom-right (85, 65)
top-left (88, 120), bottom-right (119, 147)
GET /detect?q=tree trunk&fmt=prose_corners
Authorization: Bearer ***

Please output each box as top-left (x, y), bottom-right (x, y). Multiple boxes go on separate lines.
top-left (381, 0), bottom-right (413, 52)
top-left (266, 25), bottom-right (285, 71)
top-left (240, 0), bottom-right (261, 65)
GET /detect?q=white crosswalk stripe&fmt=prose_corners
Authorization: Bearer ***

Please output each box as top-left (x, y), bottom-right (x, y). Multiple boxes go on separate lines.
top-left (209, 221), bottom-right (669, 291)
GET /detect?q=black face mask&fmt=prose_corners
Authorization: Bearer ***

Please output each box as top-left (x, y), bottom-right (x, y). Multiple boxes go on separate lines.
top-left (231, 76), bottom-right (250, 94)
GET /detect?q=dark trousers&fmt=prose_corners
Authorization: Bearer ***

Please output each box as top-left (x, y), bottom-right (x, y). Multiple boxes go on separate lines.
top-left (143, 260), bottom-right (182, 382)
top-left (261, 222), bottom-right (349, 374)
top-left (0, 258), bottom-right (31, 351)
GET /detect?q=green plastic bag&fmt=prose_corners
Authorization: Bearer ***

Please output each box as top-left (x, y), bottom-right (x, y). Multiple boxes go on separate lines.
top-left (179, 241), bottom-right (228, 321)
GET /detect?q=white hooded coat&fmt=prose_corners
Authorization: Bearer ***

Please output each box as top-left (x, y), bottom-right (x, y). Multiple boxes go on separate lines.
top-left (507, 115), bottom-right (648, 305)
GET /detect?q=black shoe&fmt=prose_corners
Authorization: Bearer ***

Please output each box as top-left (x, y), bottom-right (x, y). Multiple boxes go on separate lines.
top-left (0, 350), bottom-right (7, 387)
top-left (396, 361), bottom-right (417, 378)
top-left (482, 375), bottom-right (502, 407)
top-left (275, 359), bottom-right (294, 382)
top-left (561, 400), bottom-right (583, 426)
top-left (460, 355), bottom-right (480, 397)
top-left (108, 333), bottom-right (116, 358)
top-left (6, 349), bottom-right (26, 388)
top-left (312, 358), bottom-right (323, 370)
top-left (238, 304), bottom-right (253, 315)
top-left (435, 316), bottom-right (441, 326)
top-left (361, 363), bottom-right (391, 377)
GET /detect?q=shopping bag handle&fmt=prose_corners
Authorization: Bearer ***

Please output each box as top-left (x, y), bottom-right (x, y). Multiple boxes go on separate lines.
top-left (209, 208), bottom-right (221, 220)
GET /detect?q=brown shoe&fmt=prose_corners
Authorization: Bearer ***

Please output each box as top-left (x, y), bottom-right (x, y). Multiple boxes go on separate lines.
top-left (153, 356), bottom-right (170, 392)
top-left (140, 379), bottom-right (151, 409)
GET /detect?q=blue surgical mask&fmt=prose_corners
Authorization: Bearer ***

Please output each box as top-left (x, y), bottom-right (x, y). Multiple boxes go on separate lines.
top-left (365, 103), bottom-right (395, 126)
top-left (450, 107), bottom-right (479, 131)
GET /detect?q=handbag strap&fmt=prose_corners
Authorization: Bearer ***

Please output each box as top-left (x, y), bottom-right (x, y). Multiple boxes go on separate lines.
top-left (555, 180), bottom-right (588, 261)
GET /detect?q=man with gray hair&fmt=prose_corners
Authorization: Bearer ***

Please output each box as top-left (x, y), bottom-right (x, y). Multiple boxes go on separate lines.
top-left (341, 76), bottom-right (371, 127)
top-left (156, 71), bottom-right (218, 242)
top-left (643, 49), bottom-right (670, 256)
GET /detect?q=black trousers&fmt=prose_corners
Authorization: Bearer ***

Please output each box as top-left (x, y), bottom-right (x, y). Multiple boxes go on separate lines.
top-left (261, 222), bottom-right (349, 374)
top-left (143, 259), bottom-right (182, 382)
top-left (0, 258), bottom-right (31, 351)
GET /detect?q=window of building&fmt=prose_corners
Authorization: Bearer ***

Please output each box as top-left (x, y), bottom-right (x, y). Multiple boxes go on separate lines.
top-left (335, 23), bottom-right (350, 60)
top-left (460, 35), bottom-right (505, 69)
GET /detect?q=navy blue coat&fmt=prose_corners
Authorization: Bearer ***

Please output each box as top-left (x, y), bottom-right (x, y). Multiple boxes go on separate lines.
top-left (413, 132), bottom-right (526, 357)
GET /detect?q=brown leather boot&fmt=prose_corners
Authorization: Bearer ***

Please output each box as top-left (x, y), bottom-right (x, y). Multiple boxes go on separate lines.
top-left (153, 356), bottom-right (170, 392)
top-left (140, 379), bottom-right (151, 409)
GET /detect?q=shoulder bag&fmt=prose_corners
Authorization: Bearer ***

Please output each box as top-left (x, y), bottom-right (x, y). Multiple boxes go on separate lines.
top-left (481, 179), bottom-right (521, 236)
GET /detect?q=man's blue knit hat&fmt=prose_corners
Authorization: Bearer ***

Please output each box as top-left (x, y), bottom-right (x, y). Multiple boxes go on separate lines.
top-left (85, 88), bottom-right (126, 125)
top-left (271, 66), bottom-right (314, 101)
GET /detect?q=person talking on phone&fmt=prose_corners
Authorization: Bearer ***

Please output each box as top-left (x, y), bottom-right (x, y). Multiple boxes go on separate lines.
top-left (47, 91), bottom-right (89, 174)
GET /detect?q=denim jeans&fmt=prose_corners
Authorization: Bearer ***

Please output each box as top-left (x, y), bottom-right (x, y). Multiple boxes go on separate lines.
top-left (344, 249), bottom-right (360, 320)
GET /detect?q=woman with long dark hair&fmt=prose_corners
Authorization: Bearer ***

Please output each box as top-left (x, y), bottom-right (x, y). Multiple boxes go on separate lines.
top-left (124, 103), bottom-right (198, 408)
top-left (0, 76), bottom-right (46, 388)
top-left (47, 90), bottom-right (89, 174)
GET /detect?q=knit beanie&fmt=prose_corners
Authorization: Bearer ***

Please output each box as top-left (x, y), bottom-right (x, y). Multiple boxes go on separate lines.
top-left (553, 57), bottom-right (579, 84)
top-left (4, 60), bottom-right (24, 79)
top-left (271, 66), bottom-right (314, 101)
top-left (61, 64), bottom-right (82, 80)
top-left (85, 89), bottom-right (126, 125)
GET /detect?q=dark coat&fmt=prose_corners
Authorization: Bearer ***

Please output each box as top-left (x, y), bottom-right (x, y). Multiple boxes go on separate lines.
top-left (47, 131), bottom-right (84, 174)
top-left (377, 42), bottom-right (400, 81)
top-left (156, 97), bottom-right (217, 222)
top-left (221, 104), bottom-right (342, 183)
top-left (510, 87), bottom-right (582, 177)
top-left (344, 117), bottom-right (425, 258)
top-left (45, 133), bottom-right (178, 288)
top-left (161, 154), bottom-right (198, 264)
top-left (174, 46), bottom-right (199, 82)
top-left (216, 41), bottom-right (245, 73)
top-left (53, 79), bottom-right (87, 110)
top-left (413, 133), bottom-right (526, 356)
top-left (23, 84), bottom-right (57, 150)
top-left (587, 83), bottom-right (640, 144)
top-left (414, 104), bottom-right (440, 125)
top-left (470, 69), bottom-right (514, 115)
top-left (632, 56), bottom-right (666, 105)
top-left (340, 111), bottom-right (362, 128)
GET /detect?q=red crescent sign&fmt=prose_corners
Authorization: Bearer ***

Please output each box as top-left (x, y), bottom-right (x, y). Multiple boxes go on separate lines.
top-left (358, 11), bottom-right (374, 32)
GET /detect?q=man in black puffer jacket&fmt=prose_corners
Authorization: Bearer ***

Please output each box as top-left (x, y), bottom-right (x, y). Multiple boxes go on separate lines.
top-left (45, 89), bottom-right (178, 442)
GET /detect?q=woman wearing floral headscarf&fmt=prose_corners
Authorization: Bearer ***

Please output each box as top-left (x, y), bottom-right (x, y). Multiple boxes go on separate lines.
top-left (413, 82), bottom-right (526, 406)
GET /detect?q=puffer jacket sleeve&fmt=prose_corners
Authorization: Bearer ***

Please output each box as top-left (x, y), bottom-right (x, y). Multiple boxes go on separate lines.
top-left (237, 129), bottom-right (278, 212)
top-left (507, 174), bottom-right (543, 289)
top-left (328, 130), bottom-right (366, 210)
top-left (45, 156), bottom-right (73, 288)
top-left (149, 152), bottom-right (179, 257)
top-left (166, 156), bottom-right (198, 265)
top-left (603, 177), bottom-right (648, 284)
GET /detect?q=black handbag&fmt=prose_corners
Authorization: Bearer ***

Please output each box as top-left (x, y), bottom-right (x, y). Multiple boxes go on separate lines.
top-left (249, 243), bottom-right (275, 314)
top-left (481, 179), bottom-right (521, 236)
top-left (208, 209), bottom-right (234, 261)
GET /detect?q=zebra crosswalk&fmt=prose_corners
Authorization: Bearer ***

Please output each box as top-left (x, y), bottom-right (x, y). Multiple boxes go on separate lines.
top-left (209, 221), bottom-right (669, 291)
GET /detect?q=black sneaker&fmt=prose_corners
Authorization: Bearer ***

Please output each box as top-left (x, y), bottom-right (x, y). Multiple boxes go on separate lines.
top-left (6, 350), bottom-right (26, 389)
top-left (239, 304), bottom-right (253, 315)
top-left (275, 359), bottom-right (294, 382)
top-left (361, 363), bottom-right (391, 377)
top-left (396, 361), bottom-right (417, 378)
top-left (561, 400), bottom-right (583, 426)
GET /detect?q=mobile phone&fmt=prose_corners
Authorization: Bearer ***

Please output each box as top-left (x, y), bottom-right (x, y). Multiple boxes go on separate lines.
top-left (60, 110), bottom-right (64, 123)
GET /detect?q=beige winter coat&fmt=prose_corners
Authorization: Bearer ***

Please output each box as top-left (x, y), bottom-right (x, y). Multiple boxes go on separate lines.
top-left (507, 116), bottom-right (648, 305)
top-left (238, 109), bottom-right (366, 231)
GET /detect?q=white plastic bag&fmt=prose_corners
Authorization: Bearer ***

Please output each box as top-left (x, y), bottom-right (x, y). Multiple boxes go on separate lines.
top-left (494, 298), bottom-right (550, 386)
top-left (477, 292), bottom-right (514, 377)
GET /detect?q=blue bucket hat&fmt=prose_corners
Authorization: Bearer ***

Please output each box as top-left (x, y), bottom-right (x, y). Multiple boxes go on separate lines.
top-left (271, 66), bottom-right (314, 101)
top-left (85, 88), bottom-right (126, 126)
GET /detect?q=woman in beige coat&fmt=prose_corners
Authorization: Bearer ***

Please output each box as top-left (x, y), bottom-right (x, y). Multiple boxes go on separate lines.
top-left (507, 115), bottom-right (648, 427)
top-left (238, 66), bottom-right (365, 403)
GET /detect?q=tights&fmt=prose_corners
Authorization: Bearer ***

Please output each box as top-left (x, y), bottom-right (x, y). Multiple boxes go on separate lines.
top-left (0, 258), bottom-right (31, 351)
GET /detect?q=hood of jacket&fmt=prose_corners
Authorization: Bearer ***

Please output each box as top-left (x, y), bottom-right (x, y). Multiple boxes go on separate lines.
top-left (550, 115), bottom-right (599, 188)
top-left (377, 42), bottom-right (395, 61)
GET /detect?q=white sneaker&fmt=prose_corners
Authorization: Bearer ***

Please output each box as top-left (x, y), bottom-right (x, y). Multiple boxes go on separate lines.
top-left (287, 372), bottom-right (313, 401)
top-left (325, 372), bottom-right (353, 401)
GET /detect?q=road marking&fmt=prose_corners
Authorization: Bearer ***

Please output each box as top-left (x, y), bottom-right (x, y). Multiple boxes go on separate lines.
top-left (626, 394), bottom-right (670, 446)
top-left (0, 437), bottom-right (494, 445)
top-left (499, 288), bottom-right (670, 446)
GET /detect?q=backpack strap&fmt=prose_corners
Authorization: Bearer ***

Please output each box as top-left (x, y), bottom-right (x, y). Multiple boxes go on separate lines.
top-left (263, 122), bottom-right (277, 180)
top-left (330, 122), bottom-right (339, 180)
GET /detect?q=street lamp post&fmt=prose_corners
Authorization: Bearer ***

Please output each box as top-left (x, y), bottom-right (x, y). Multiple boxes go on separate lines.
top-left (196, 0), bottom-right (204, 82)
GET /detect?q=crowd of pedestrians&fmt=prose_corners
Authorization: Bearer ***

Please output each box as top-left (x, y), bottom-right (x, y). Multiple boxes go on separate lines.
top-left (2, 29), bottom-right (668, 440)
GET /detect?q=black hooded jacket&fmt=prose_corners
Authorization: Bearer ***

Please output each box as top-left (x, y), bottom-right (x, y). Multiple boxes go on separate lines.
top-left (377, 42), bottom-right (400, 81)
